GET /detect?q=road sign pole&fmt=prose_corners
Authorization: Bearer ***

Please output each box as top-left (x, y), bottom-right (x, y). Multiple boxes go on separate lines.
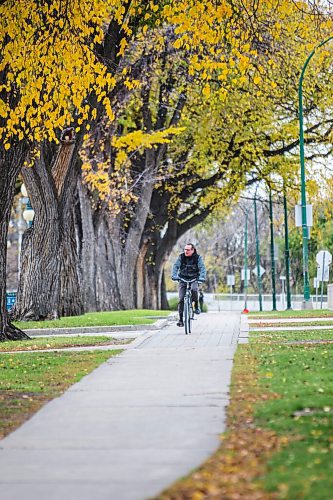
top-left (320, 252), bottom-right (326, 309)
top-left (316, 250), bottom-right (332, 310)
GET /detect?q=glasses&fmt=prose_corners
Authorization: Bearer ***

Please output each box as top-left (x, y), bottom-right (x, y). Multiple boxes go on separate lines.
top-left (184, 248), bottom-right (193, 251)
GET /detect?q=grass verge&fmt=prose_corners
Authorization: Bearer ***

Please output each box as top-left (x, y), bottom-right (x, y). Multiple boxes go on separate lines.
top-left (251, 320), bottom-right (333, 328)
top-left (0, 350), bottom-right (119, 439)
top-left (0, 335), bottom-right (131, 352)
top-left (248, 309), bottom-right (333, 319)
top-left (255, 341), bottom-right (333, 498)
top-left (14, 309), bottom-right (170, 330)
top-left (250, 329), bottom-right (333, 343)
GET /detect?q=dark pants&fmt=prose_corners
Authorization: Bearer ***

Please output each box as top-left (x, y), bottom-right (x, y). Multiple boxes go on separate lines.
top-left (178, 281), bottom-right (198, 320)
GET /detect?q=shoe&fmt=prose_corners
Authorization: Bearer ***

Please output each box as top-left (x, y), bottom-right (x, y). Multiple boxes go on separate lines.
top-left (177, 320), bottom-right (184, 327)
top-left (194, 308), bottom-right (201, 314)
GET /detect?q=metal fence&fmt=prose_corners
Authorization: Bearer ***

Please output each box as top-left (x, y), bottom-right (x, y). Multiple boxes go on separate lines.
top-left (167, 292), bottom-right (327, 311)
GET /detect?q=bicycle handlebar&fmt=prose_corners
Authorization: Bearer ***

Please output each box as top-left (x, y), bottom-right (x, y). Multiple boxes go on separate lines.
top-left (178, 277), bottom-right (198, 284)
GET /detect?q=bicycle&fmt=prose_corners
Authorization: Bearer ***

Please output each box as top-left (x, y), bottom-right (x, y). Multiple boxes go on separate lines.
top-left (179, 278), bottom-right (197, 334)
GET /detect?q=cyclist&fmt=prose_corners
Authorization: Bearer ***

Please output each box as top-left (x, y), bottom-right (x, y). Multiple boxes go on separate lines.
top-left (171, 243), bottom-right (206, 327)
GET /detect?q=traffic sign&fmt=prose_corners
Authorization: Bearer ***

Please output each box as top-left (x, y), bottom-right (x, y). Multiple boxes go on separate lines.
top-left (227, 275), bottom-right (235, 286)
top-left (317, 266), bottom-right (329, 282)
top-left (295, 204), bottom-right (313, 227)
top-left (241, 269), bottom-right (251, 281)
top-left (252, 265), bottom-right (265, 277)
top-left (316, 250), bottom-right (332, 268)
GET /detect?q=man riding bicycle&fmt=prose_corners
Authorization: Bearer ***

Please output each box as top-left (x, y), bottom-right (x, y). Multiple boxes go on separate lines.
top-left (171, 243), bottom-right (206, 327)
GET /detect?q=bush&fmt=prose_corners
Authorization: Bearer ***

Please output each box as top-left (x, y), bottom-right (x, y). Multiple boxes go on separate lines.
top-left (168, 297), bottom-right (178, 310)
top-left (168, 297), bottom-right (208, 312)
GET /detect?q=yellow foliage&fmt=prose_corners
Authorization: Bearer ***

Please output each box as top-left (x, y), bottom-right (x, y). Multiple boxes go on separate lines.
top-left (1, 0), bottom-right (332, 147)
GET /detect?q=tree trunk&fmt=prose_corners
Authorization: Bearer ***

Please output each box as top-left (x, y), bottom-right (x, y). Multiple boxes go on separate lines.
top-left (136, 240), bottom-right (149, 309)
top-left (12, 153), bottom-right (62, 320)
top-left (95, 214), bottom-right (124, 310)
top-left (77, 182), bottom-right (125, 311)
top-left (77, 180), bottom-right (97, 312)
top-left (59, 206), bottom-right (83, 317)
top-left (0, 145), bottom-right (30, 340)
top-left (12, 138), bottom-right (84, 320)
top-left (141, 236), bottom-right (173, 310)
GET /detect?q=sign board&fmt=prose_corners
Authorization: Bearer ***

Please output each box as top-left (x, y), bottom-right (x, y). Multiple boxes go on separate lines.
top-left (252, 265), bottom-right (265, 277)
top-left (295, 204), bottom-right (313, 227)
top-left (314, 277), bottom-right (320, 288)
top-left (316, 250), bottom-right (332, 268)
top-left (241, 269), bottom-right (251, 281)
top-left (6, 292), bottom-right (17, 311)
top-left (317, 266), bottom-right (329, 282)
top-left (227, 274), bottom-right (235, 286)
top-left (274, 243), bottom-right (279, 261)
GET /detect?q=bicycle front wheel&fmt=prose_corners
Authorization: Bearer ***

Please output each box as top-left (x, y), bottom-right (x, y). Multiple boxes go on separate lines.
top-left (184, 297), bottom-right (191, 334)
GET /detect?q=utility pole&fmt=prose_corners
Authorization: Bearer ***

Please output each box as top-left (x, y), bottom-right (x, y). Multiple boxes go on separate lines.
top-left (254, 197), bottom-right (263, 311)
top-left (269, 188), bottom-right (277, 311)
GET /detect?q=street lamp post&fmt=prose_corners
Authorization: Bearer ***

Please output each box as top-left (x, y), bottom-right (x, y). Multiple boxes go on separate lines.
top-left (18, 184), bottom-right (35, 278)
top-left (243, 210), bottom-right (249, 313)
top-left (269, 188), bottom-right (277, 311)
top-left (299, 35), bottom-right (333, 305)
top-left (283, 188), bottom-right (292, 309)
top-left (254, 197), bottom-right (263, 311)
top-left (23, 199), bottom-right (35, 228)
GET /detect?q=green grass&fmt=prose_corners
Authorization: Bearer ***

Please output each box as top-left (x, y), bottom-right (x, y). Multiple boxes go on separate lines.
top-left (14, 309), bottom-right (170, 330)
top-left (0, 335), bottom-right (130, 351)
top-left (249, 309), bottom-right (333, 319)
top-left (251, 320), bottom-right (333, 328)
top-left (249, 327), bottom-right (333, 498)
top-left (250, 329), bottom-right (333, 343)
top-left (0, 349), bottom-right (119, 438)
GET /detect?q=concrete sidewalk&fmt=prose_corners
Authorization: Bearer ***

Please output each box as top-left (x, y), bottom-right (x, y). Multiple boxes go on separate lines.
top-left (0, 311), bottom-right (241, 500)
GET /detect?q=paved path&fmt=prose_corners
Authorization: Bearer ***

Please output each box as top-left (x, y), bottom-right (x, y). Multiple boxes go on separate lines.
top-left (0, 311), bottom-right (241, 500)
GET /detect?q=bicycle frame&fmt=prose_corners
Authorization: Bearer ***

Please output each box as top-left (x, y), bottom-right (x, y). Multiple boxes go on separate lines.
top-left (180, 278), bottom-right (197, 334)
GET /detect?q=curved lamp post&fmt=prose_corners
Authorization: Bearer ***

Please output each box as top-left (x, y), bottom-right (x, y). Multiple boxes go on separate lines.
top-left (299, 35), bottom-right (333, 305)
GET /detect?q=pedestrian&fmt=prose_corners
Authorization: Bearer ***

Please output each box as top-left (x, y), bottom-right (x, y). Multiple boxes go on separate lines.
top-left (171, 243), bottom-right (206, 327)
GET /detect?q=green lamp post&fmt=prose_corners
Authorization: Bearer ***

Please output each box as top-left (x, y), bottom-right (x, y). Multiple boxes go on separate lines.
top-left (299, 35), bottom-right (333, 304)
top-left (243, 209), bottom-right (249, 313)
top-left (254, 197), bottom-right (263, 311)
top-left (269, 188), bottom-right (277, 311)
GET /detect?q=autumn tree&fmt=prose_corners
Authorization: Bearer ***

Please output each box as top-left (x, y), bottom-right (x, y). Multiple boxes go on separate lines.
top-left (1, 0), bottom-right (333, 335)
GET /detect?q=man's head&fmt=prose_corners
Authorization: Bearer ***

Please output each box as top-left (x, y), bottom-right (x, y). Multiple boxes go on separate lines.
top-left (184, 243), bottom-right (196, 256)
